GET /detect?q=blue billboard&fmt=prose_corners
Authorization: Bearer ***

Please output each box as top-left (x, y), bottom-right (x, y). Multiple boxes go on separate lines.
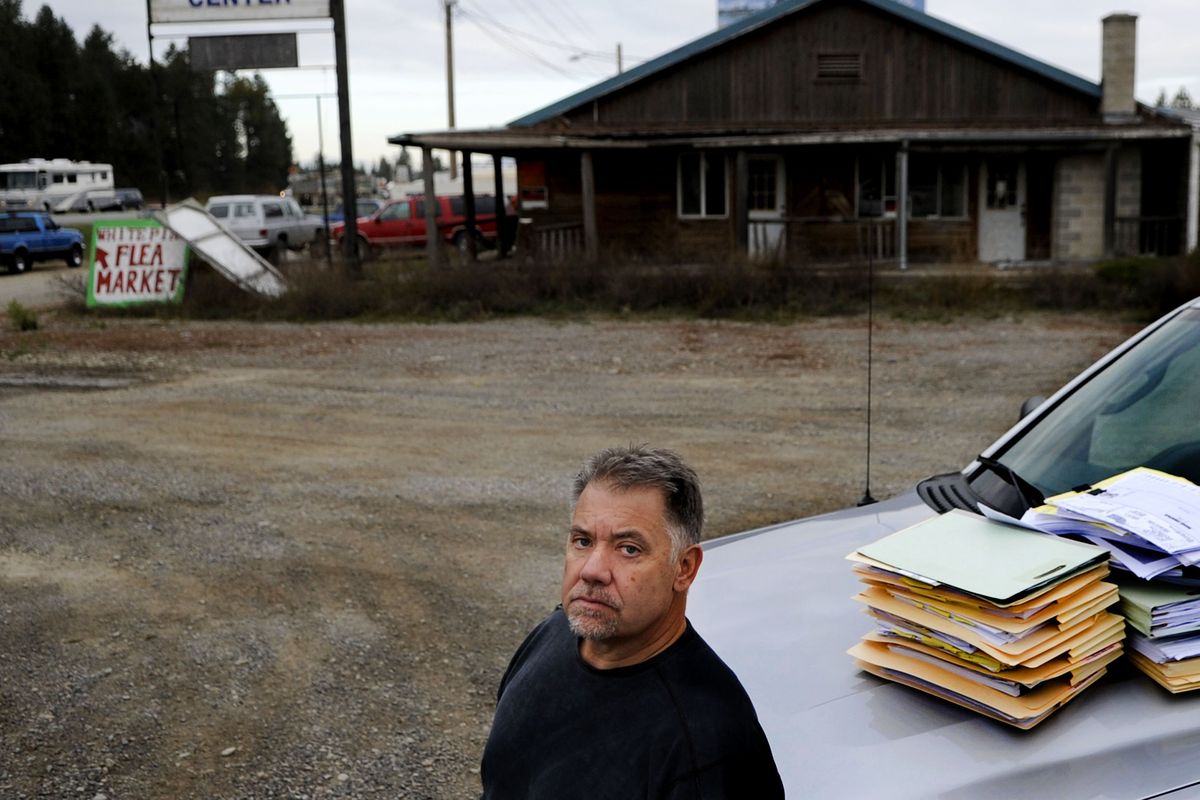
top-left (719, 0), bottom-right (925, 28)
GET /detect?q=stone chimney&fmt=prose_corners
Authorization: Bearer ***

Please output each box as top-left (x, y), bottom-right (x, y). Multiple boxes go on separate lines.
top-left (1102, 13), bottom-right (1138, 121)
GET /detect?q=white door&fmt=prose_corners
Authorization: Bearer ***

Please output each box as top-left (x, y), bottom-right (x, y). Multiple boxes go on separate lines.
top-left (978, 158), bottom-right (1026, 263)
top-left (748, 155), bottom-right (786, 259)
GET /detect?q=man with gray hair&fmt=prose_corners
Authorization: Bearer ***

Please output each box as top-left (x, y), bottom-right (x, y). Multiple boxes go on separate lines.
top-left (481, 445), bottom-right (783, 798)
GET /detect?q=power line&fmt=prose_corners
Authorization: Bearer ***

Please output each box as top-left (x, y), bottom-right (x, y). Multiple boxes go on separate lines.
top-left (456, 1), bottom-right (597, 58)
top-left (554, 0), bottom-right (594, 40)
top-left (507, 0), bottom-right (582, 51)
top-left (458, 1), bottom-right (641, 65)
top-left (458, 12), bottom-right (597, 80)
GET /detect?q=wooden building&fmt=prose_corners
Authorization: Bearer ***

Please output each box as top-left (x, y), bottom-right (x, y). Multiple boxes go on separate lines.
top-left (391, 0), bottom-right (1200, 265)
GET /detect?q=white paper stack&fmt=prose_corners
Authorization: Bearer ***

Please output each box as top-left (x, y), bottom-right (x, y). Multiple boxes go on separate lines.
top-left (848, 510), bottom-right (1123, 729)
top-left (1020, 467), bottom-right (1200, 692)
top-left (1021, 468), bottom-right (1200, 583)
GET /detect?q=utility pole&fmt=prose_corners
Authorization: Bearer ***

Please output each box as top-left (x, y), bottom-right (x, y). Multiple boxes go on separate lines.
top-left (332, 0), bottom-right (360, 273)
top-left (445, 0), bottom-right (457, 180)
top-left (144, 0), bottom-right (168, 209)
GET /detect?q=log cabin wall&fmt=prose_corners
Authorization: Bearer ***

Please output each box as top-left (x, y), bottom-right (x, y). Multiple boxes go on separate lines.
top-left (520, 150), bottom-right (741, 260)
top-left (551, 0), bottom-right (1099, 130)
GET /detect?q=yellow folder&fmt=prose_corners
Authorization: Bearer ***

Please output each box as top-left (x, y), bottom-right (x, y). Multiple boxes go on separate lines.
top-left (860, 631), bottom-right (1122, 689)
top-left (857, 586), bottom-right (1123, 666)
top-left (849, 639), bottom-right (1109, 729)
top-left (1128, 651), bottom-right (1200, 693)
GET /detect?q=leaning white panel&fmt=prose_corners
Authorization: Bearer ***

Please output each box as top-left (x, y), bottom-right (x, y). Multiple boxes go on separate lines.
top-left (153, 200), bottom-right (288, 298)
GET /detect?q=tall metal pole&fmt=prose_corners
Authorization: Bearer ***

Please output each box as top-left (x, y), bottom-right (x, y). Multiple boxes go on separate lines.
top-left (332, 0), bottom-right (360, 273)
top-left (445, 0), bottom-right (457, 181)
top-left (144, 0), bottom-right (168, 209)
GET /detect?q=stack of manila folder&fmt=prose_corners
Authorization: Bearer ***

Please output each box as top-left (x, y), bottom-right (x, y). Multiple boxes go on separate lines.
top-left (1120, 582), bottom-right (1200, 693)
top-left (848, 510), bottom-right (1124, 729)
top-left (1018, 467), bottom-right (1200, 693)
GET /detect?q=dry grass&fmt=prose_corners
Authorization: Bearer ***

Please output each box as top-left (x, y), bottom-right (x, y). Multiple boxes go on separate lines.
top-left (82, 248), bottom-right (1200, 324)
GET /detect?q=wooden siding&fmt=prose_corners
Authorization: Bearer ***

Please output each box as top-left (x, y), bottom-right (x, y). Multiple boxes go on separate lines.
top-left (518, 150), bottom-right (737, 260)
top-left (518, 147), bottom-right (988, 263)
top-left (557, 0), bottom-right (1097, 129)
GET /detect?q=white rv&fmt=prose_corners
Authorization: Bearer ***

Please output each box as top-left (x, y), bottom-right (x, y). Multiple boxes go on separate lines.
top-left (0, 158), bottom-right (116, 212)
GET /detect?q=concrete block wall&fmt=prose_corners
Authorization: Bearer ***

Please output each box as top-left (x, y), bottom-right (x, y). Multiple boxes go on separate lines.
top-left (1053, 154), bottom-right (1106, 260)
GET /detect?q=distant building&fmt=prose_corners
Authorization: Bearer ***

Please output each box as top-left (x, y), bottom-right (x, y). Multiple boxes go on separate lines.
top-left (393, 0), bottom-right (1197, 266)
top-left (719, 0), bottom-right (923, 28)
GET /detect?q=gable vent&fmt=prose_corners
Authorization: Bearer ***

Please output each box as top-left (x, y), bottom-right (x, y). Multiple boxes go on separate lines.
top-left (817, 53), bottom-right (862, 79)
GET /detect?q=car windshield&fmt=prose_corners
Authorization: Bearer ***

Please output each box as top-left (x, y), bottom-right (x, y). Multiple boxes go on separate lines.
top-left (995, 304), bottom-right (1200, 496)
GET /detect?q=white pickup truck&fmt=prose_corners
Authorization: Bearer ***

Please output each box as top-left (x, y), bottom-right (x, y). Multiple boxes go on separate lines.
top-left (205, 195), bottom-right (325, 261)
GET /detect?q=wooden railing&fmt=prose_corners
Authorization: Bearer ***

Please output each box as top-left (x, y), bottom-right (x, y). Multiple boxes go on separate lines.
top-left (1114, 216), bottom-right (1184, 257)
top-left (531, 221), bottom-right (584, 260)
top-left (853, 219), bottom-right (896, 262)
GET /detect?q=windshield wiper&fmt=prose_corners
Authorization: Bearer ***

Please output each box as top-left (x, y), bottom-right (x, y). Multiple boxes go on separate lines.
top-left (973, 456), bottom-right (1046, 519)
top-left (917, 457), bottom-right (1045, 518)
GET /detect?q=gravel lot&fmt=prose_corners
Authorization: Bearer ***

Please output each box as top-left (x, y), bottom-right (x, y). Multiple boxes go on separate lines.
top-left (0, 310), bottom-right (1133, 798)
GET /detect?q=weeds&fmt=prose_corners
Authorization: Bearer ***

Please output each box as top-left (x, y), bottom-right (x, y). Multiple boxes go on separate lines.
top-left (6, 300), bottom-right (38, 331)
top-left (75, 248), bottom-right (1200, 324)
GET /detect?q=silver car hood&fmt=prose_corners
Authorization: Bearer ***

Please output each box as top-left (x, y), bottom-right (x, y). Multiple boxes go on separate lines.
top-left (689, 493), bottom-right (1200, 800)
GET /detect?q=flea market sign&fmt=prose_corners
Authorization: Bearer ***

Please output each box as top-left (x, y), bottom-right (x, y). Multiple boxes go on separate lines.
top-left (149, 0), bottom-right (331, 24)
top-left (87, 220), bottom-right (189, 308)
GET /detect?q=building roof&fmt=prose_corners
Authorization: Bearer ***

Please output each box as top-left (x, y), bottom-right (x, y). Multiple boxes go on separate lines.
top-left (389, 123), bottom-right (1190, 154)
top-left (508, 0), bottom-right (1101, 128)
top-left (1157, 107), bottom-right (1200, 130)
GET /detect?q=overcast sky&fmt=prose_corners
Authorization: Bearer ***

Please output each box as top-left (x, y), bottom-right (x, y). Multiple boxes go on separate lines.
top-left (24, 0), bottom-right (1200, 168)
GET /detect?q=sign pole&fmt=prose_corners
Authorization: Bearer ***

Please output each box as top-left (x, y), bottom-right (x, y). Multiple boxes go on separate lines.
top-left (144, 0), bottom-right (168, 209)
top-left (331, 0), bottom-right (359, 274)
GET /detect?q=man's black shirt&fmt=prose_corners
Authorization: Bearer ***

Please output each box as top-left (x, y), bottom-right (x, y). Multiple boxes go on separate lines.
top-left (481, 608), bottom-right (784, 799)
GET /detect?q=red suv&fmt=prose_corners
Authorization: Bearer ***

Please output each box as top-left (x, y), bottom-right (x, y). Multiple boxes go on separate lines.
top-left (331, 194), bottom-right (512, 260)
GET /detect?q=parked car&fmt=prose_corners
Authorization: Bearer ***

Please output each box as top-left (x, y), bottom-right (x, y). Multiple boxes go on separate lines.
top-left (687, 297), bottom-right (1200, 798)
top-left (331, 194), bottom-right (515, 261)
top-left (0, 211), bottom-right (85, 273)
top-left (205, 195), bottom-right (325, 261)
top-left (112, 188), bottom-right (145, 211)
top-left (52, 189), bottom-right (118, 214)
top-left (322, 198), bottom-right (384, 226)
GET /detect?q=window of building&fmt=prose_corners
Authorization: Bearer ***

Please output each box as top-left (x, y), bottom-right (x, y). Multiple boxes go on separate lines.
top-left (856, 156), bottom-right (895, 218)
top-left (748, 157), bottom-right (779, 213)
top-left (678, 153), bottom-right (728, 218)
top-left (909, 156), bottom-right (967, 218)
top-left (986, 159), bottom-right (1019, 209)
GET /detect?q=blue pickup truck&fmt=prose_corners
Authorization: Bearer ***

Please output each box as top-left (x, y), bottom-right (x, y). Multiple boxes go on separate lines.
top-left (0, 211), bottom-right (85, 274)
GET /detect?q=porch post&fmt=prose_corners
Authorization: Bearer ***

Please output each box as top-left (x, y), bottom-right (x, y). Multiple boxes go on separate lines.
top-left (581, 150), bottom-right (598, 261)
top-left (896, 141), bottom-right (909, 270)
top-left (463, 150), bottom-right (478, 261)
top-left (1103, 144), bottom-right (1118, 257)
top-left (493, 153), bottom-right (509, 257)
top-left (422, 146), bottom-right (443, 269)
top-left (735, 150), bottom-right (749, 254)
top-left (1187, 133), bottom-right (1199, 254)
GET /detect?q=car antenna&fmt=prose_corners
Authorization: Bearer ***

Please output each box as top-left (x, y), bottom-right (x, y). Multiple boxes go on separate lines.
top-left (857, 231), bottom-right (877, 507)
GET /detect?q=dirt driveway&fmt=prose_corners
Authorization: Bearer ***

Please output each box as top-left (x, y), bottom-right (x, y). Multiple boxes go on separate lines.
top-left (0, 311), bottom-right (1132, 798)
